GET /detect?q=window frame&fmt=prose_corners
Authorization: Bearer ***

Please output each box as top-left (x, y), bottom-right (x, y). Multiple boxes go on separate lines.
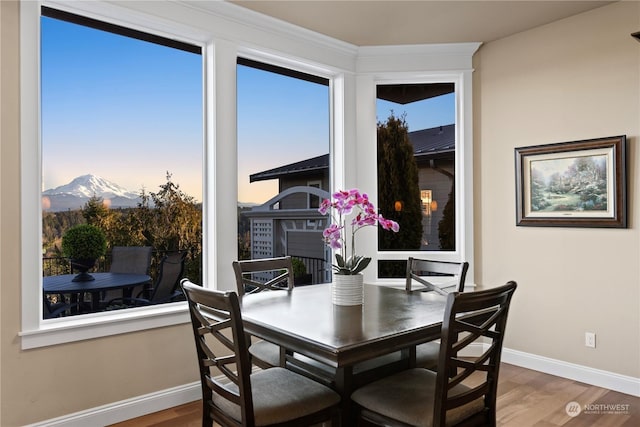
top-left (19, 0), bottom-right (210, 349)
top-left (307, 180), bottom-right (322, 209)
top-left (354, 69), bottom-right (475, 287)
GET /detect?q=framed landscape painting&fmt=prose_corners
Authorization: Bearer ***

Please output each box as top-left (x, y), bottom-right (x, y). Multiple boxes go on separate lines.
top-left (515, 136), bottom-right (626, 228)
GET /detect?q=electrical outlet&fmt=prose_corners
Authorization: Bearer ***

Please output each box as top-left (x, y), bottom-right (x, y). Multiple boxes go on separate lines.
top-left (585, 332), bottom-right (596, 348)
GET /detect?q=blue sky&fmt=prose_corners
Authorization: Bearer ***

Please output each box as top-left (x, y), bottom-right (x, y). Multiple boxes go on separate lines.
top-left (237, 65), bottom-right (330, 203)
top-left (41, 16), bottom-right (203, 200)
top-left (377, 93), bottom-right (455, 131)
top-left (42, 15), bottom-right (455, 205)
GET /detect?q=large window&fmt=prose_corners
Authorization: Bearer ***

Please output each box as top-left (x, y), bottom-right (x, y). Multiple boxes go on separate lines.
top-left (40, 8), bottom-right (203, 319)
top-left (376, 83), bottom-right (457, 277)
top-left (21, 0), bottom-right (476, 348)
top-left (236, 58), bottom-right (330, 284)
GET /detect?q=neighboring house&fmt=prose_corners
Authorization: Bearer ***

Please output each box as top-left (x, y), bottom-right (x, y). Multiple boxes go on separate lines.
top-left (411, 124), bottom-right (456, 249)
top-left (246, 155), bottom-right (332, 283)
top-left (244, 124), bottom-right (456, 281)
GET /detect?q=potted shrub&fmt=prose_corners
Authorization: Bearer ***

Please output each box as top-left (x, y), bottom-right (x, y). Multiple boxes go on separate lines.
top-left (61, 224), bottom-right (107, 282)
top-left (292, 257), bottom-right (312, 286)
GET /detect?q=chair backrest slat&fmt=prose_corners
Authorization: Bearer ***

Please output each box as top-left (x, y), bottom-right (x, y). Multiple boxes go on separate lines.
top-left (405, 257), bottom-right (469, 295)
top-left (232, 256), bottom-right (294, 296)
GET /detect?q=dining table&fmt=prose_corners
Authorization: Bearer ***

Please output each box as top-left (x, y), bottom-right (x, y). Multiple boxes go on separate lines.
top-left (43, 272), bottom-right (152, 313)
top-left (240, 283), bottom-right (449, 421)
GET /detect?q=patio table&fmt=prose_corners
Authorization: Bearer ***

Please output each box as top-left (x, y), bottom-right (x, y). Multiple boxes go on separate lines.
top-left (43, 272), bottom-right (151, 313)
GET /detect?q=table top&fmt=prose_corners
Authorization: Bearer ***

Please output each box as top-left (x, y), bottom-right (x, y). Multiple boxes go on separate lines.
top-left (240, 283), bottom-right (448, 367)
top-left (43, 272), bottom-right (151, 294)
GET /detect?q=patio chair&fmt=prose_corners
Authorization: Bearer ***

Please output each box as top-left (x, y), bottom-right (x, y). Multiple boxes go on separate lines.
top-left (352, 281), bottom-right (517, 427)
top-left (406, 257), bottom-right (469, 370)
top-left (110, 245), bottom-right (153, 274)
top-left (105, 251), bottom-right (186, 308)
top-left (232, 256), bottom-right (294, 368)
top-left (180, 279), bottom-right (341, 427)
top-left (102, 246), bottom-right (153, 303)
top-left (43, 294), bottom-right (81, 319)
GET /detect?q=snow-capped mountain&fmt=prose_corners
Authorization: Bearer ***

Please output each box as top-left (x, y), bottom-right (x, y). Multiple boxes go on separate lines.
top-left (42, 174), bottom-right (141, 212)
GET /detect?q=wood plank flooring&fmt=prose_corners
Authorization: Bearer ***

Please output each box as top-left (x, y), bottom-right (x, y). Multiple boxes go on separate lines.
top-left (109, 363), bottom-right (639, 426)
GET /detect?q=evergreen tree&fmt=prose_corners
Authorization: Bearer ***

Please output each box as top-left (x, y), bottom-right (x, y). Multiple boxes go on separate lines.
top-left (137, 172), bottom-right (203, 280)
top-left (438, 186), bottom-right (455, 250)
top-left (377, 114), bottom-right (423, 276)
top-left (82, 195), bottom-right (119, 242)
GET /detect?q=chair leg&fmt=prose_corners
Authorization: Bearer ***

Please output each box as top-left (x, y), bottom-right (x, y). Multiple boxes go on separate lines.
top-left (332, 411), bottom-right (342, 426)
top-left (202, 401), bottom-right (213, 427)
top-left (202, 412), bottom-right (213, 427)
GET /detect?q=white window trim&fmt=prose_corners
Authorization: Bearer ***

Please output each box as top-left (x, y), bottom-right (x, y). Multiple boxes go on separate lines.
top-left (19, 0), bottom-right (211, 349)
top-left (353, 44), bottom-right (480, 286)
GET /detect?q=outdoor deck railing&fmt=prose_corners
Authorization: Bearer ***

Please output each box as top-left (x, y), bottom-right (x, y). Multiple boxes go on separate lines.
top-left (44, 254), bottom-right (325, 284)
top-left (42, 257), bottom-right (110, 277)
top-left (291, 255), bottom-right (330, 285)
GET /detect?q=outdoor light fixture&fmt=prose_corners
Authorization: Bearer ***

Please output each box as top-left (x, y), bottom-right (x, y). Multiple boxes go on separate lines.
top-left (430, 200), bottom-right (438, 211)
top-left (394, 201), bottom-right (403, 212)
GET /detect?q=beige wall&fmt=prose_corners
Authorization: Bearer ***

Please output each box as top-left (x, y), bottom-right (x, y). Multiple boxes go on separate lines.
top-left (1, 0), bottom-right (638, 425)
top-left (474, 1), bottom-right (639, 377)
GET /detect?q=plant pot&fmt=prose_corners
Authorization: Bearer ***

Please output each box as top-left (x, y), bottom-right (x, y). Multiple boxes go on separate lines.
top-left (332, 273), bottom-right (364, 306)
top-left (294, 273), bottom-right (313, 286)
top-left (71, 258), bottom-right (96, 282)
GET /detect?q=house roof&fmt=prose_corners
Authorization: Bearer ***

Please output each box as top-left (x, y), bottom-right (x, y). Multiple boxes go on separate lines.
top-left (249, 154), bottom-right (329, 183)
top-left (249, 124), bottom-right (455, 182)
top-left (410, 124), bottom-right (456, 160)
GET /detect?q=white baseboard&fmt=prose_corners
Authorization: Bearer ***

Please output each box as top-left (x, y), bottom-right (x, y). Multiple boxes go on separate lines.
top-left (26, 382), bottom-right (201, 427)
top-left (502, 347), bottom-right (640, 397)
top-left (28, 348), bottom-right (640, 426)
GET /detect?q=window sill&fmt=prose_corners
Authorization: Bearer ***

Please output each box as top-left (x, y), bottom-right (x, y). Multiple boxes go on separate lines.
top-left (20, 302), bottom-right (190, 350)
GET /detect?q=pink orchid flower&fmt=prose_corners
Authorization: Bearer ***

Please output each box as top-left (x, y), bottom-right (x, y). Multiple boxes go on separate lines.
top-left (318, 188), bottom-right (400, 275)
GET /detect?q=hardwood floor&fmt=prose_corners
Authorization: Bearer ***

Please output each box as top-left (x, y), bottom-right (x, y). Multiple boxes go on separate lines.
top-left (108, 401), bottom-right (202, 427)
top-left (109, 363), bottom-right (639, 426)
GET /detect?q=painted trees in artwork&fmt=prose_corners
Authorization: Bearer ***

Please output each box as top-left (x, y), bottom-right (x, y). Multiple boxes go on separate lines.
top-left (530, 155), bottom-right (607, 212)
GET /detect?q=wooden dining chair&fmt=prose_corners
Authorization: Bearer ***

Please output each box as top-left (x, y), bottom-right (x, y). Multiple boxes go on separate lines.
top-left (352, 281), bottom-right (517, 427)
top-left (232, 256), bottom-right (294, 296)
top-left (232, 256), bottom-right (294, 368)
top-left (406, 257), bottom-right (469, 370)
top-left (180, 279), bottom-right (341, 427)
top-left (406, 257), bottom-right (469, 295)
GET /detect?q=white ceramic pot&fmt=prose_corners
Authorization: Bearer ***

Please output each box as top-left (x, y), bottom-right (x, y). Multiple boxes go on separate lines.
top-left (332, 273), bottom-right (364, 306)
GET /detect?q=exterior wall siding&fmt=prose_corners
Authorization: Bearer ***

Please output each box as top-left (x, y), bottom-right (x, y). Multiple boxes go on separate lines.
top-left (417, 160), bottom-right (454, 250)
